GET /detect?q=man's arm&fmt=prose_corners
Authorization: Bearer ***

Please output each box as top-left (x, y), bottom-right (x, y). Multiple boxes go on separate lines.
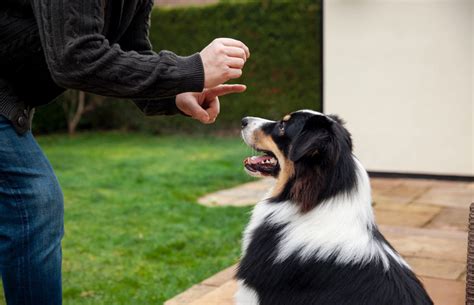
top-left (119, 0), bottom-right (180, 116)
top-left (119, 0), bottom-right (157, 56)
top-left (30, 0), bottom-right (204, 99)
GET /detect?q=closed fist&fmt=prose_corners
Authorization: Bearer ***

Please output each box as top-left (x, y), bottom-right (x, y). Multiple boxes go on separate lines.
top-left (200, 38), bottom-right (250, 89)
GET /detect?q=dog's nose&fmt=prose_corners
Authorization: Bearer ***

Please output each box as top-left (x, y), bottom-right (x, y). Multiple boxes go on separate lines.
top-left (241, 117), bottom-right (249, 128)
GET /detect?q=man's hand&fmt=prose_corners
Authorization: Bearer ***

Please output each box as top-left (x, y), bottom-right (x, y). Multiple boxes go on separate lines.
top-left (176, 84), bottom-right (246, 124)
top-left (200, 38), bottom-right (250, 89)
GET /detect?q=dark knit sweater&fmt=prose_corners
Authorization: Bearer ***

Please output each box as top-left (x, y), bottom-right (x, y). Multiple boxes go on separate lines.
top-left (0, 0), bottom-right (205, 133)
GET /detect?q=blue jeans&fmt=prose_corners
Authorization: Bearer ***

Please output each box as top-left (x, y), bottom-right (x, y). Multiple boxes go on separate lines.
top-left (0, 116), bottom-right (63, 305)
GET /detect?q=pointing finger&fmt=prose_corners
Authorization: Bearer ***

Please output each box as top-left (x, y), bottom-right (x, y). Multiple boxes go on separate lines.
top-left (207, 84), bottom-right (247, 99)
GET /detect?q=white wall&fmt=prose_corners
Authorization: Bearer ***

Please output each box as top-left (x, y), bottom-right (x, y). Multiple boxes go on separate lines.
top-left (324, 0), bottom-right (473, 176)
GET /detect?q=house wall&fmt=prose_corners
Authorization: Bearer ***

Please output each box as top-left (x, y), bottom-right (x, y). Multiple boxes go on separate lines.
top-left (324, 0), bottom-right (473, 176)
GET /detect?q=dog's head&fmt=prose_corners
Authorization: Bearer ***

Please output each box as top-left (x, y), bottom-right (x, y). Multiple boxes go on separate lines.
top-left (241, 110), bottom-right (356, 212)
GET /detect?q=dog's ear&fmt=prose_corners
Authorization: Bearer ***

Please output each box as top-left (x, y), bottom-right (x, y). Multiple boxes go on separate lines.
top-left (327, 114), bottom-right (345, 125)
top-left (288, 115), bottom-right (333, 162)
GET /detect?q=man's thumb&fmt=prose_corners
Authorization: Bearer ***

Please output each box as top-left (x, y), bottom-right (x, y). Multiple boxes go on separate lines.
top-left (187, 102), bottom-right (210, 122)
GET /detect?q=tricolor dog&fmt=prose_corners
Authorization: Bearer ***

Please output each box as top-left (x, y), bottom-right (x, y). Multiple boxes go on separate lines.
top-left (235, 110), bottom-right (433, 305)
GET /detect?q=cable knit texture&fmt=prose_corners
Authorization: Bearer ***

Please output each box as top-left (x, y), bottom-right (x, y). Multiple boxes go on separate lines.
top-left (0, 0), bottom-right (205, 120)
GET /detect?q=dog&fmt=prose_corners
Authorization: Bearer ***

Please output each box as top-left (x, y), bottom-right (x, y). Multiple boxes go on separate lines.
top-left (235, 110), bottom-right (433, 305)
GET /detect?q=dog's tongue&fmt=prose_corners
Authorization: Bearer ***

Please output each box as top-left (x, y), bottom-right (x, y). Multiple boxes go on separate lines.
top-left (244, 155), bottom-right (272, 165)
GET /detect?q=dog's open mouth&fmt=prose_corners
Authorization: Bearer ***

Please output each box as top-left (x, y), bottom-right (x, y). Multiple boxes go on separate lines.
top-left (244, 150), bottom-right (279, 176)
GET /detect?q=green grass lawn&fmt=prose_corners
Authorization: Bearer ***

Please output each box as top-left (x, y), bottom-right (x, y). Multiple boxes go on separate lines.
top-left (0, 133), bottom-right (256, 305)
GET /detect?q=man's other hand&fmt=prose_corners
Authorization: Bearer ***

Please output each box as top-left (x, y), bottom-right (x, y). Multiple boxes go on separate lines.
top-left (200, 38), bottom-right (250, 89)
top-left (176, 84), bottom-right (246, 124)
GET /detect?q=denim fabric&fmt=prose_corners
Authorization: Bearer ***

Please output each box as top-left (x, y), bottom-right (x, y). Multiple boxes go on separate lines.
top-left (0, 115), bottom-right (63, 305)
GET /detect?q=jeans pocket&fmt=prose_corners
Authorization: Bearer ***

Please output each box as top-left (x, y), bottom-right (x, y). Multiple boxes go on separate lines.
top-left (0, 114), bottom-right (11, 127)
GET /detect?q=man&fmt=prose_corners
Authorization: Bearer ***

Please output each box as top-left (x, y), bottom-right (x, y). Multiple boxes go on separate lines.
top-left (0, 0), bottom-right (250, 304)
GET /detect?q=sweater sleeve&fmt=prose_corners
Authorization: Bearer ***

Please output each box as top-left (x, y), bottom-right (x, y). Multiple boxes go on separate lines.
top-left (118, 0), bottom-right (157, 56)
top-left (30, 0), bottom-right (205, 99)
top-left (118, 0), bottom-right (180, 116)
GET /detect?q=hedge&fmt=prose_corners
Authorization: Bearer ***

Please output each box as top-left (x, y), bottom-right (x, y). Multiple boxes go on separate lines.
top-left (34, 0), bottom-right (322, 134)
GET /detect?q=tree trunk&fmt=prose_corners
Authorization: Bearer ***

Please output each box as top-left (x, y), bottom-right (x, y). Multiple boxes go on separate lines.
top-left (67, 91), bottom-right (85, 135)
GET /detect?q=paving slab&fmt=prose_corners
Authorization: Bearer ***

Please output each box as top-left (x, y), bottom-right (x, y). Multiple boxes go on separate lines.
top-left (372, 192), bottom-right (414, 205)
top-left (374, 203), bottom-right (441, 227)
top-left (380, 225), bottom-right (467, 279)
top-left (369, 177), bottom-right (402, 192)
top-left (420, 277), bottom-right (465, 305)
top-left (405, 257), bottom-right (465, 280)
top-left (165, 284), bottom-right (216, 305)
top-left (414, 185), bottom-right (473, 209)
top-left (371, 178), bottom-right (433, 205)
top-left (188, 280), bottom-right (237, 305)
top-left (164, 266), bottom-right (238, 305)
top-left (379, 225), bottom-right (467, 240)
top-left (201, 265), bottom-right (237, 287)
top-left (426, 207), bottom-right (469, 232)
top-left (383, 231), bottom-right (467, 263)
top-left (397, 179), bottom-right (438, 188)
top-left (427, 180), bottom-right (472, 189)
top-left (198, 178), bottom-right (274, 207)
top-left (381, 183), bottom-right (431, 203)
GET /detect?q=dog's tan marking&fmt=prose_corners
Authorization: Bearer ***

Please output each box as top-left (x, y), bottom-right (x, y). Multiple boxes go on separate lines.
top-left (253, 130), bottom-right (294, 197)
top-left (273, 160), bottom-right (294, 197)
top-left (283, 114), bottom-right (291, 122)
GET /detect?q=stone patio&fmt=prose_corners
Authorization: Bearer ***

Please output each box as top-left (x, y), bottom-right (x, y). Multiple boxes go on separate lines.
top-left (168, 177), bottom-right (473, 305)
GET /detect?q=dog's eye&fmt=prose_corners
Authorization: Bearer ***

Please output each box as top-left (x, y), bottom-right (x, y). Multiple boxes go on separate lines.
top-left (278, 122), bottom-right (285, 135)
